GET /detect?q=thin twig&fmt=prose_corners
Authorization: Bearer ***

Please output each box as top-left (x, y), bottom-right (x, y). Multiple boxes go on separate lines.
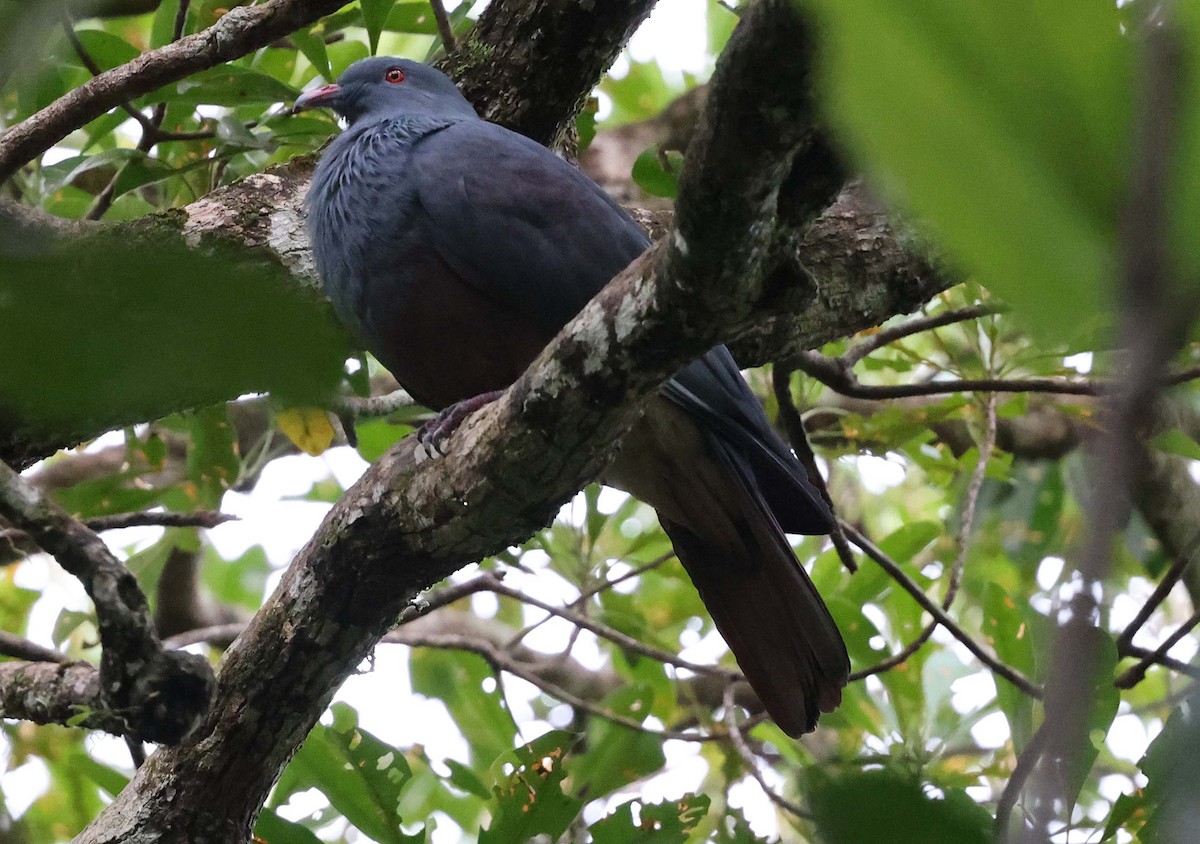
top-left (61, 9), bottom-right (215, 143)
top-left (164, 574), bottom-right (503, 650)
top-left (338, 388), bottom-right (417, 417)
top-left (794, 352), bottom-right (1200, 401)
top-left (1118, 644), bottom-right (1200, 681)
top-left (1115, 611), bottom-right (1200, 688)
top-left (395, 572), bottom-right (501, 624)
top-left (1116, 550), bottom-right (1195, 650)
top-left (503, 552), bottom-right (675, 649)
top-left (773, 364), bottom-right (857, 573)
top-left (86, 510), bottom-right (236, 532)
top-left (722, 683), bottom-right (813, 819)
top-left (0, 631), bottom-right (68, 664)
top-left (429, 0), bottom-right (457, 54)
top-left (995, 720), bottom-right (1051, 842)
top-left (393, 627), bottom-right (726, 742)
top-left (162, 622), bottom-right (246, 651)
top-left (483, 573), bottom-right (739, 678)
top-left (842, 303), bottom-right (1002, 367)
top-left (850, 393), bottom-right (996, 680)
top-left (840, 521), bottom-right (1042, 697)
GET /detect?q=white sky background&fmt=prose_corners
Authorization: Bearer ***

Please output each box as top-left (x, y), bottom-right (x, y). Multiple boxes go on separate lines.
top-left (7, 0), bottom-right (1198, 841)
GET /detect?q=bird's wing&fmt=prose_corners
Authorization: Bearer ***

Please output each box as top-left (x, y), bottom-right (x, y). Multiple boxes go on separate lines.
top-left (414, 119), bottom-right (831, 535)
top-left (666, 351), bottom-right (833, 534)
top-left (412, 119), bottom-right (649, 333)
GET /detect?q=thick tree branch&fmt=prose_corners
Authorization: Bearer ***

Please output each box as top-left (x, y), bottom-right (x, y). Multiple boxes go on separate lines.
top-left (0, 0), bottom-right (349, 184)
top-left (0, 461), bottom-right (213, 743)
top-left (440, 0), bottom-right (658, 149)
top-left (0, 661), bottom-right (129, 735)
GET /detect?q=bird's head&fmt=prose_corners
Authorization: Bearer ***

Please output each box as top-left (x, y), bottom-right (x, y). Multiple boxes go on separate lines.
top-left (291, 57), bottom-right (476, 125)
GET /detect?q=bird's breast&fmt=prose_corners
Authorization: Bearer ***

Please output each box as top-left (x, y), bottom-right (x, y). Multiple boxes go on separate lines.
top-left (307, 123), bottom-right (552, 410)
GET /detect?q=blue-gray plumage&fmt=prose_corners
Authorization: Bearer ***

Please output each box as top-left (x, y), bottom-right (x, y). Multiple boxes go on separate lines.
top-left (296, 58), bottom-right (848, 735)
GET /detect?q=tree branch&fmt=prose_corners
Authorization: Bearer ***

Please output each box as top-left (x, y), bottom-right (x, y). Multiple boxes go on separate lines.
top-left (849, 394), bottom-right (997, 681)
top-left (0, 631), bottom-right (68, 664)
top-left (440, 0), bottom-right (658, 149)
top-left (0, 661), bottom-right (129, 734)
top-left (840, 522), bottom-right (1042, 698)
top-left (0, 461), bottom-right (213, 743)
top-left (0, 0), bottom-right (348, 184)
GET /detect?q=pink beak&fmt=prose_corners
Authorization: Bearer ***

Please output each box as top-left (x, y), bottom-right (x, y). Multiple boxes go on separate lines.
top-left (291, 83), bottom-right (342, 113)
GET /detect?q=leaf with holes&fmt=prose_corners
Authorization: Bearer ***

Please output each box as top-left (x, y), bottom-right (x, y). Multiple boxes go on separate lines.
top-left (480, 731), bottom-right (582, 844)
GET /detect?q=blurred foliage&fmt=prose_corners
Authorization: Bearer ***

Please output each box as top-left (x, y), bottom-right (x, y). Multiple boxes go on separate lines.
top-left (0, 1), bottom-right (1198, 843)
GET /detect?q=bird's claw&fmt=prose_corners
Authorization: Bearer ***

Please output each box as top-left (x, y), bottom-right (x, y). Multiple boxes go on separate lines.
top-left (415, 390), bottom-right (503, 458)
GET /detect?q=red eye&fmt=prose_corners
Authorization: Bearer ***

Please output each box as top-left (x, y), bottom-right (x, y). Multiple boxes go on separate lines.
top-left (384, 68), bottom-right (405, 84)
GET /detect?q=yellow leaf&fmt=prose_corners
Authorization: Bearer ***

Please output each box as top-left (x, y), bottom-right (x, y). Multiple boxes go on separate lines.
top-left (277, 407), bottom-right (336, 456)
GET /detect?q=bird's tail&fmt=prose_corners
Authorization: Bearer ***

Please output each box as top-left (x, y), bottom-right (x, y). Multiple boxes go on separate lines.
top-left (604, 399), bottom-right (848, 736)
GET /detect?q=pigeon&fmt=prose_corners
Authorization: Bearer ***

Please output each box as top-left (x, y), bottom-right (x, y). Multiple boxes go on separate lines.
top-left (294, 57), bottom-right (849, 736)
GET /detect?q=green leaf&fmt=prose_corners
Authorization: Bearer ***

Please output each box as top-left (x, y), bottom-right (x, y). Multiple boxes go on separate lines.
top-left (1100, 790), bottom-right (1146, 842)
top-left (328, 37), bottom-right (372, 78)
top-left (51, 469), bottom-right (162, 518)
top-left (385, 4), bottom-right (440, 35)
top-left (569, 686), bottom-right (666, 801)
top-left (590, 794), bottom-right (711, 843)
top-left (291, 26), bottom-right (333, 82)
top-left (1165, 4), bottom-right (1200, 288)
top-left (150, 0), bottom-right (182, 48)
top-left (277, 703), bottom-right (424, 844)
top-left (203, 544), bottom-right (270, 611)
top-left (480, 730), bottom-right (582, 844)
top-left (410, 651), bottom-right (517, 768)
top-left (807, 768), bottom-right (991, 844)
top-left (707, 0), bottom-right (739, 57)
top-left (576, 99), bottom-right (598, 152)
top-left (254, 809), bottom-right (326, 844)
top-left (0, 223), bottom-right (347, 441)
top-left (601, 60), bottom-right (677, 125)
top-left (982, 583), bottom-right (1037, 748)
top-left (444, 758), bottom-right (490, 800)
top-left (632, 146), bottom-right (684, 198)
top-left (65, 30), bottom-right (141, 72)
top-left (1150, 428), bottom-right (1200, 461)
top-left (811, 0), bottom-right (1132, 339)
top-left (75, 753), bottom-right (130, 799)
top-left (52, 609), bottom-right (94, 649)
top-left (187, 405), bottom-right (240, 507)
top-left (844, 521), bottom-right (939, 604)
top-left (1136, 684), bottom-right (1200, 842)
top-left (878, 520), bottom-right (942, 562)
top-left (361, 0), bottom-right (398, 54)
top-left (145, 65), bottom-right (298, 108)
top-left (355, 418), bottom-right (417, 462)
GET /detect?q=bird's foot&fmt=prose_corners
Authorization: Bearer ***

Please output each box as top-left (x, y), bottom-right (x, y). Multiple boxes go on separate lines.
top-left (416, 390), bottom-right (504, 457)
